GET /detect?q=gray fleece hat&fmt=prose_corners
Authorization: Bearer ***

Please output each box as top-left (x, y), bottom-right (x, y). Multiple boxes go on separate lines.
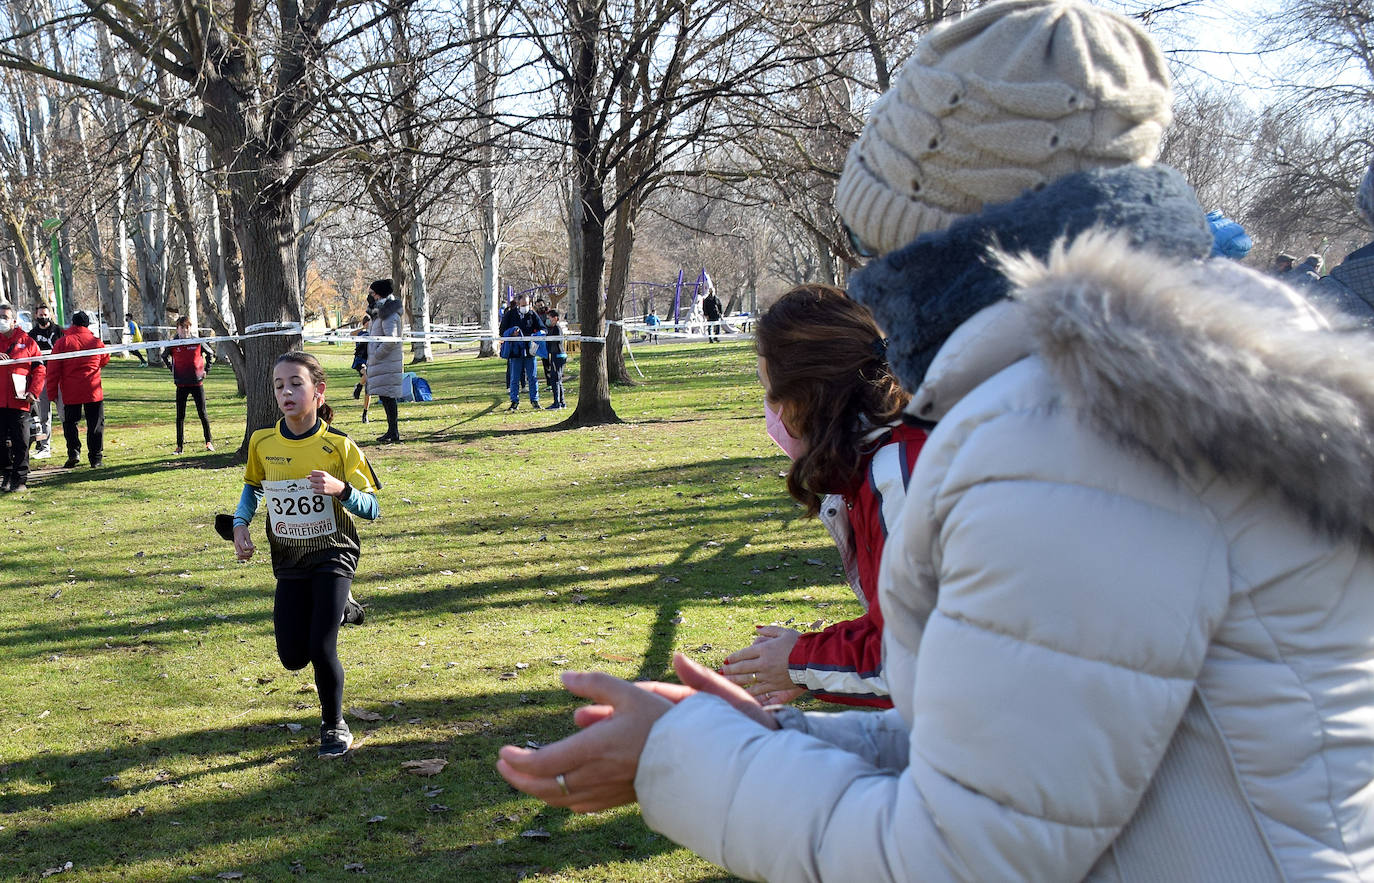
top-left (836, 0), bottom-right (1175, 255)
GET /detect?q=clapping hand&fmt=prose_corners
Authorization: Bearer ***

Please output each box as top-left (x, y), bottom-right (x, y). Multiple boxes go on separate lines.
top-left (496, 653), bottom-right (778, 813)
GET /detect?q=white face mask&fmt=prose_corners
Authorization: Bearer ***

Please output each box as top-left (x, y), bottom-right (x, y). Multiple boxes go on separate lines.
top-left (518, 305), bottom-right (529, 315)
top-left (0, 317), bottom-right (12, 334)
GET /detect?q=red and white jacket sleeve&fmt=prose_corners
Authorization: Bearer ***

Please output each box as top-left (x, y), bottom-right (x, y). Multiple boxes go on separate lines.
top-left (786, 425), bottom-right (927, 707)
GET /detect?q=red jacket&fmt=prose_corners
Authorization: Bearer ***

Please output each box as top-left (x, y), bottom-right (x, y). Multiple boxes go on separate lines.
top-left (46, 325), bottom-right (109, 405)
top-left (0, 328), bottom-right (44, 411)
top-left (787, 421), bottom-right (927, 708)
top-left (164, 338), bottom-right (209, 386)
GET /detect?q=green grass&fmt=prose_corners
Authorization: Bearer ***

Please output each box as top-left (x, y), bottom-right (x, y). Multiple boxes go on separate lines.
top-left (0, 342), bottom-right (864, 881)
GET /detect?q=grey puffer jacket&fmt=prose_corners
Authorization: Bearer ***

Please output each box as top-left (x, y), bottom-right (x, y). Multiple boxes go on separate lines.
top-left (633, 232), bottom-right (1374, 882)
top-left (366, 296), bottom-right (404, 398)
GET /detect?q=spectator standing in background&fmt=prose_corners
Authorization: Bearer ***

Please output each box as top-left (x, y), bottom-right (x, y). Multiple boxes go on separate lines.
top-left (365, 279), bottom-right (404, 444)
top-left (27, 304), bottom-right (62, 460)
top-left (701, 282), bottom-right (724, 343)
top-left (0, 302), bottom-right (44, 493)
top-left (543, 309), bottom-right (569, 410)
top-left (161, 315), bottom-right (216, 454)
top-left (47, 311), bottom-right (110, 469)
top-left (499, 293), bottom-right (544, 411)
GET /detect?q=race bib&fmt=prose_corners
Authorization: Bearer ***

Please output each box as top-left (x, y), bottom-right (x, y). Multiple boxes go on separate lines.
top-left (262, 478), bottom-right (337, 539)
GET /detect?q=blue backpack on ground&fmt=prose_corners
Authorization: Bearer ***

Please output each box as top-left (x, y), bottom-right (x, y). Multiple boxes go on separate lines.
top-left (411, 376), bottom-right (433, 402)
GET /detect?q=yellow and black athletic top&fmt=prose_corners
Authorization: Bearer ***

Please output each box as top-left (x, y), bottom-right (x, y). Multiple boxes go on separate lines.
top-left (243, 418), bottom-right (381, 578)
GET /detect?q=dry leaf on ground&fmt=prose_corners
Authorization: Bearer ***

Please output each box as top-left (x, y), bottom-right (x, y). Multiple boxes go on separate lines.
top-left (400, 758), bottom-right (447, 776)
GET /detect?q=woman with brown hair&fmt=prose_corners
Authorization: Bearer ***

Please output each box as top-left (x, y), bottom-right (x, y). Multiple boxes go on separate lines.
top-left (719, 284), bottom-right (927, 707)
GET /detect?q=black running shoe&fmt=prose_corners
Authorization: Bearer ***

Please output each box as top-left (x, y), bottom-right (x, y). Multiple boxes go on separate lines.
top-left (342, 596), bottom-right (366, 626)
top-left (353, 383), bottom-right (362, 400)
top-left (63, 456), bottom-right (79, 469)
top-left (318, 722), bottom-right (354, 758)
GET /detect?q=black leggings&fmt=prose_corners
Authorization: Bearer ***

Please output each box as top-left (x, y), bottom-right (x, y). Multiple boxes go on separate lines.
top-left (274, 573), bottom-right (351, 725)
top-left (175, 385), bottom-right (212, 447)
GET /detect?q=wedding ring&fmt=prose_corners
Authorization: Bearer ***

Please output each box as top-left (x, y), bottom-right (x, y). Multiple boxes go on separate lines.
top-left (556, 773), bottom-right (570, 796)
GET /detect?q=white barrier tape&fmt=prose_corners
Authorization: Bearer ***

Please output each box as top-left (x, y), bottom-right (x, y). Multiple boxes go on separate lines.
top-left (0, 325), bottom-right (303, 367)
top-left (605, 319), bottom-right (753, 341)
top-left (0, 318), bottom-right (731, 368)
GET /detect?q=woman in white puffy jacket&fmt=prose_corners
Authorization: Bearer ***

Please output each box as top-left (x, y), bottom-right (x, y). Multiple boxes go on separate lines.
top-left (498, 3), bottom-right (1374, 880)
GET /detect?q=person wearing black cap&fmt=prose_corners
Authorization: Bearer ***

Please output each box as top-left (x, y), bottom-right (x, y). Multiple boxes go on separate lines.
top-left (46, 311), bottom-right (110, 469)
top-left (27, 303), bottom-right (62, 460)
top-left (364, 279), bottom-right (404, 443)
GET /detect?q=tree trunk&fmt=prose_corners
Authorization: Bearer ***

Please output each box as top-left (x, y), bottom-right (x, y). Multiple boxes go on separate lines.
top-left (229, 176), bottom-right (304, 451)
top-left (479, 224), bottom-right (500, 358)
top-left (210, 174), bottom-right (248, 396)
top-left (296, 171), bottom-right (315, 317)
top-left (408, 222), bottom-right (433, 362)
top-left (562, 0), bottom-right (618, 426)
top-left (604, 192), bottom-right (640, 385)
top-left (165, 126), bottom-right (246, 393)
top-left (565, 186), bottom-right (618, 426)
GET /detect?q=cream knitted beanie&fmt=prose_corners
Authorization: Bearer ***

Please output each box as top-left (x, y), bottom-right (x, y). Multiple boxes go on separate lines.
top-left (837, 0), bottom-right (1174, 255)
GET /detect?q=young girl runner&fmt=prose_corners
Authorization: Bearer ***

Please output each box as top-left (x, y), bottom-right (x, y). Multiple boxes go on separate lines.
top-left (231, 352), bottom-right (381, 758)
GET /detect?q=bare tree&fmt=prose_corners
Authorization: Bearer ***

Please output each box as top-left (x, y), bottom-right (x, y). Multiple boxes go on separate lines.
top-left (0, 0), bottom-right (360, 451)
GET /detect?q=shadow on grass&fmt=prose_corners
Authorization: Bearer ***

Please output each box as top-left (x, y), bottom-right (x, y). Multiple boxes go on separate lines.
top-left (23, 451), bottom-right (241, 488)
top-left (0, 688), bottom-right (731, 881)
top-left (0, 454), bottom-right (816, 664)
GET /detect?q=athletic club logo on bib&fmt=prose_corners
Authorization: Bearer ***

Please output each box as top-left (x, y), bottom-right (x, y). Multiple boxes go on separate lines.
top-left (263, 478), bottom-right (337, 539)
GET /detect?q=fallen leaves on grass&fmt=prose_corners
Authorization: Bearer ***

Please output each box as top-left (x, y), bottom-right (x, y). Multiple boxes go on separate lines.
top-left (41, 861), bottom-right (72, 877)
top-left (344, 862), bottom-right (366, 872)
top-left (520, 829), bottom-right (551, 840)
top-left (400, 758), bottom-right (447, 777)
top-left (349, 708), bottom-right (382, 722)
top-left (366, 815), bottom-right (387, 824)
top-left (215, 873), bottom-right (243, 880)
top-left (426, 803), bottom-right (449, 813)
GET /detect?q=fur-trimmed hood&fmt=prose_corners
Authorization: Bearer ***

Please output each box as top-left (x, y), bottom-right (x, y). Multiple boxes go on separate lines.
top-left (994, 230), bottom-right (1374, 540)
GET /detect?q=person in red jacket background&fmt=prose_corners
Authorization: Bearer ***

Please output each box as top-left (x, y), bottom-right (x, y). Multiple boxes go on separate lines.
top-left (0, 301), bottom-right (45, 493)
top-left (719, 285), bottom-right (927, 707)
top-left (161, 315), bottom-right (216, 454)
top-left (46, 311), bottom-right (110, 469)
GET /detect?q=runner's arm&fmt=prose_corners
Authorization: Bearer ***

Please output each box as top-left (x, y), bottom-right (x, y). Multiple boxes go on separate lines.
top-left (234, 484), bottom-right (263, 527)
top-left (340, 486), bottom-right (379, 521)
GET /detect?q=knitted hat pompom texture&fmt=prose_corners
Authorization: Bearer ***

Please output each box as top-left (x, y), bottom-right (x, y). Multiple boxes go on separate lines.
top-left (837, 0), bottom-right (1175, 255)
top-left (1358, 161), bottom-right (1374, 228)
